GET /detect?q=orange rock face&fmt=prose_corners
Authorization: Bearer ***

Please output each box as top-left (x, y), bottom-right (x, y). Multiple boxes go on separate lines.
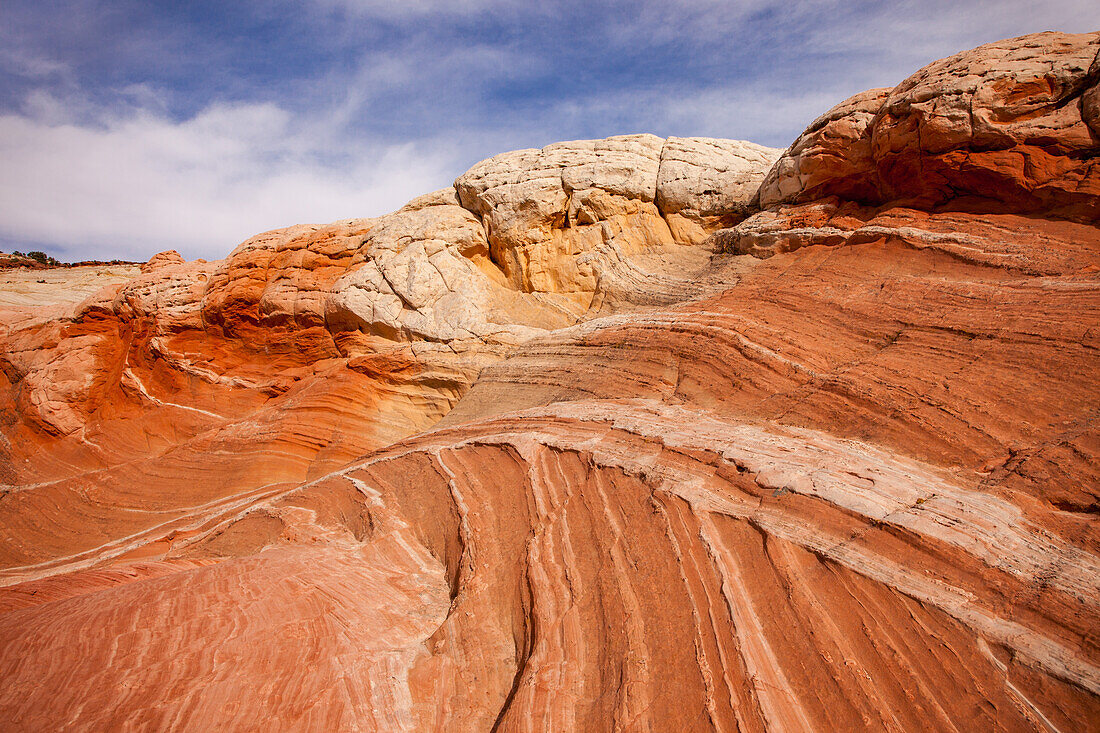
top-left (1, 32), bottom-right (1098, 731)
top-left (760, 31), bottom-right (1100, 221)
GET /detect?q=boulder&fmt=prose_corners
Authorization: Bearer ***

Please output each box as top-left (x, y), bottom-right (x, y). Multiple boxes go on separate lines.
top-left (759, 31), bottom-right (1100, 221)
top-left (656, 136), bottom-right (782, 243)
top-left (140, 250), bottom-right (185, 273)
top-left (455, 134), bottom-right (780, 295)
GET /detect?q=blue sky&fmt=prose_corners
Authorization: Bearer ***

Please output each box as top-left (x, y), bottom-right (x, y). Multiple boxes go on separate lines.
top-left (1, 1), bottom-right (1096, 261)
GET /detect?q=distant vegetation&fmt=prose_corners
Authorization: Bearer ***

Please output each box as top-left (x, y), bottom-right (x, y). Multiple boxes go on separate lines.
top-left (20, 251), bottom-right (61, 266)
top-left (2, 250), bottom-right (136, 268)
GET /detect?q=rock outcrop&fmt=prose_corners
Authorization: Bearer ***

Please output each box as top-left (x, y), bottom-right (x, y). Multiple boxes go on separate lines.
top-left (0, 264), bottom-right (140, 308)
top-left (758, 87), bottom-right (891, 207)
top-left (455, 134), bottom-right (780, 298)
top-left (0, 31), bottom-right (1098, 732)
top-left (657, 137), bottom-right (782, 242)
top-left (759, 31), bottom-right (1100, 221)
top-left (140, 250), bottom-right (186, 273)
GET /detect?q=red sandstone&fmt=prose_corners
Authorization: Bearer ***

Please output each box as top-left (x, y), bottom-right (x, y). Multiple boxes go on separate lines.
top-left (0, 31), bottom-right (1097, 731)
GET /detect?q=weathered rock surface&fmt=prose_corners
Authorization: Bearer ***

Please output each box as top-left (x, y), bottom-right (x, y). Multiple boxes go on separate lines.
top-left (324, 190), bottom-right (573, 343)
top-left (0, 264), bottom-right (140, 308)
top-left (140, 249), bottom-right (186, 273)
top-left (455, 134), bottom-right (780, 298)
top-left (759, 31), bottom-right (1100, 221)
top-left (758, 87), bottom-right (892, 207)
top-left (1, 31), bottom-right (1098, 732)
top-left (0, 135), bottom-right (749, 571)
top-left (656, 137), bottom-right (783, 242)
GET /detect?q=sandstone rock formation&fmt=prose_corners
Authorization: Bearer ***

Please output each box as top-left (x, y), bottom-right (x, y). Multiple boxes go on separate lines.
top-left (0, 264), bottom-right (140, 307)
top-left (1, 31), bottom-right (1098, 732)
top-left (758, 87), bottom-right (892, 207)
top-left (759, 31), bottom-right (1100, 221)
top-left (455, 134), bottom-right (780, 298)
top-left (140, 250), bottom-right (186, 273)
top-left (657, 136), bottom-right (782, 243)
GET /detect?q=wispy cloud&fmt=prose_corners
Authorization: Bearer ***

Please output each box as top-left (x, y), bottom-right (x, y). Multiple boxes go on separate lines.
top-left (0, 0), bottom-right (1096, 262)
top-left (307, 0), bottom-right (518, 16)
top-left (0, 97), bottom-right (458, 260)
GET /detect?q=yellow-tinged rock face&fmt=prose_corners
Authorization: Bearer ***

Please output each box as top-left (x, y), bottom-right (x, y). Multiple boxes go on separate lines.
top-left (0, 264), bottom-right (141, 308)
top-left (456, 133), bottom-right (782, 292)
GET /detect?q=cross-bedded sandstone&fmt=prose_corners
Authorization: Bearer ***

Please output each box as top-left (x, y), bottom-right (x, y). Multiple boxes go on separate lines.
top-left (0, 30), bottom-right (1097, 733)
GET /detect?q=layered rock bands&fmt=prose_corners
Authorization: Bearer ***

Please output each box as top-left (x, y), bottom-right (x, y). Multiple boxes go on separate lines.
top-left (1, 30), bottom-right (1098, 732)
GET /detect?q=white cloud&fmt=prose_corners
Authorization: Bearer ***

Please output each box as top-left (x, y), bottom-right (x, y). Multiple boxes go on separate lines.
top-left (656, 86), bottom-right (854, 146)
top-left (0, 97), bottom-right (460, 261)
top-left (2, 0), bottom-right (1096, 263)
top-left (802, 0), bottom-right (1100, 64)
top-left (525, 82), bottom-right (849, 150)
top-left (0, 47), bottom-right (69, 79)
top-left (306, 0), bottom-right (517, 18)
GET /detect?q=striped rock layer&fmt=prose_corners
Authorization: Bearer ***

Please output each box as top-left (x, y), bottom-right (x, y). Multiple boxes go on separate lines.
top-left (1, 31), bottom-right (1098, 732)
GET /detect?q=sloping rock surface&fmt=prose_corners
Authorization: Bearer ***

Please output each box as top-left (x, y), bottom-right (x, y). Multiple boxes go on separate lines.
top-left (0, 32), bottom-right (1098, 732)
